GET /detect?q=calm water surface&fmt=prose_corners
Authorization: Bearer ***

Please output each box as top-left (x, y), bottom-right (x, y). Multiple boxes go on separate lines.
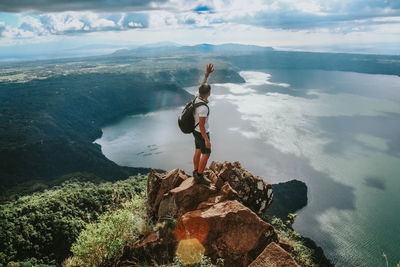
top-left (95, 69), bottom-right (400, 266)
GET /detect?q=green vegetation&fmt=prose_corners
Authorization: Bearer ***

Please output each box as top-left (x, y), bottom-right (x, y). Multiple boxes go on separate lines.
top-left (64, 190), bottom-right (150, 267)
top-left (266, 214), bottom-right (315, 267)
top-left (261, 212), bottom-right (333, 267)
top-left (0, 173), bottom-right (148, 266)
top-left (5, 260), bottom-right (53, 267)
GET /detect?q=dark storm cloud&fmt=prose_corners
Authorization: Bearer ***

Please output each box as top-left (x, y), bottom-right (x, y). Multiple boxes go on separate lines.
top-left (0, 0), bottom-right (167, 13)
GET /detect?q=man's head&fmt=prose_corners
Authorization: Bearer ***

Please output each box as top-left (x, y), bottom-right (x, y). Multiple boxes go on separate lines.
top-left (199, 83), bottom-right (211, 98)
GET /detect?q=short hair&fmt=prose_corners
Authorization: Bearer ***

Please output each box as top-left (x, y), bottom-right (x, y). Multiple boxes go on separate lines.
top-left (199, 83), bottom-right (211, 97)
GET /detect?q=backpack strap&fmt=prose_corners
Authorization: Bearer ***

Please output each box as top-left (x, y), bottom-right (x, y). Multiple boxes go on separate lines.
top-left (193, 102), bottom-right (209, 116)
top-left (193, 97), bottom-right (209, 129)
top-left (193, 96), bottom-right (209, 115)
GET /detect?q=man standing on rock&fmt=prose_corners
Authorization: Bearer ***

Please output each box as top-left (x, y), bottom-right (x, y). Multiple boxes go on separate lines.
top-left (192, 63), bottom-right (214, 185)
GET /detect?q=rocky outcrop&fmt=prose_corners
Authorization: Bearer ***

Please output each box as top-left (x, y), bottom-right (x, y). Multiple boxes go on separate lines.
top-left (147, 168), bottom-right (190, 218)
top-left (126, 161), bottom-right (301, 266)
top-left (175, 200), bottom-right (278, 266)
top-left (248, 242), bottom-right (300, 267)
top-left (208, 161), bottom-right (273, 214)
top-left (267, 179), bottom-right (308, 219)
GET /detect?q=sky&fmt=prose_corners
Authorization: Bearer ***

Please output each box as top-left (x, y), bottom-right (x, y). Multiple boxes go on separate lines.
top-left (0, 0), bottom-right (399, 60)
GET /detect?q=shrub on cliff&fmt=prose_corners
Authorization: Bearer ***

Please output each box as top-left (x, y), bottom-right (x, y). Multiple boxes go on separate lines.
top-left (0, 173), bottom-right (148, 266)
top-left (64, 191), bottom-right (152, 267)
top-left (266, 215), bottom-right (315, 267)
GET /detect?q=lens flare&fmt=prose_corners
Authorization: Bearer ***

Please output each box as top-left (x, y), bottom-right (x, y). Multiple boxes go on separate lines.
top-left (174, 215), bottom-right (210, 264)
top-left (174, 215), bottom-right (210, 243)
top-left (176, 238), bottom-right (205, 265)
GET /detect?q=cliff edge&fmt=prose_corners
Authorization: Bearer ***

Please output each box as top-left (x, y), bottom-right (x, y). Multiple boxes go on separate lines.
top-left (118, 161), bottom-right (332, 267)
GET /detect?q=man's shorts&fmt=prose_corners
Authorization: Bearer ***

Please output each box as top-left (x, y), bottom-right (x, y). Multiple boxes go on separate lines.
top-left (193, 130), bottom-right (211, 154)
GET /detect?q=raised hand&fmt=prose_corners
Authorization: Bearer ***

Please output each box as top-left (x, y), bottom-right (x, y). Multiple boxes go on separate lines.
top-left (206, 63), bottom-right (214, 75)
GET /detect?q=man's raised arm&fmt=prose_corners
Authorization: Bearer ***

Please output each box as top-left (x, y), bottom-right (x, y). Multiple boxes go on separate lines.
top-left (201, 63), bottom-right (214, 84)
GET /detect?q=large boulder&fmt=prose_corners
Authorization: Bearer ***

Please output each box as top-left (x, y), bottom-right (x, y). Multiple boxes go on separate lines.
top-left (248, 242), bottom-right (300, 267)
top-left (208, 161), bottom-right (273, 214)
top-left (175, 200), bottom-right (278, 266)
top-left (196, 181), bottom-right (239, 210)
top-left (157, 177), bottom-right (217, 220)
top-left (147, 168), bottom-right (189, 218)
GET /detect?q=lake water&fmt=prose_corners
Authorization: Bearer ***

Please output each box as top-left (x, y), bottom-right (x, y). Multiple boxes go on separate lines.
top-left (95, 69), bottom-right (400, 266)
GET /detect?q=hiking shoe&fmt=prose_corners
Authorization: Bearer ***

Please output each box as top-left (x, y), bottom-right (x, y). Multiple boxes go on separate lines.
top-left (193, 170), bottom-right (199, 180)
top-left (194, 172), bottom-right (211, 186)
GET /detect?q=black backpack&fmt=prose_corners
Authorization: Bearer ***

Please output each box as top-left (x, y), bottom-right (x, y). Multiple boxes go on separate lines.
top-left (178, 97), bottom-right (209, 134)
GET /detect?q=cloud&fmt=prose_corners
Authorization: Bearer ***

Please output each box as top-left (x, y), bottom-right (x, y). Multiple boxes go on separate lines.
top-left (0, 0), bottom-right (399, 53)
top-left (0, 22), bottom-right (6, 36)
top-left (0, 19), bottom-right (38, 39)
top-left (3, 12), bottom-right (149, 39)
top-left (118, 13), bottom-right (149, 28)
top-left (3, 1), bottom-right (400, 34)
top-left (0, 0), bottom-right (168, 13)
top-left (143, 0), bottom-right (400, 34)
top-left (198, 0), bottom-right (400, 31)
top-left (19, 16), bottom-right (48, 35)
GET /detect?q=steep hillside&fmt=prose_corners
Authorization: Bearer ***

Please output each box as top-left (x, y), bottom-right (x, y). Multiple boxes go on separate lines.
top-left (0, 69), bottom-right (244, 199)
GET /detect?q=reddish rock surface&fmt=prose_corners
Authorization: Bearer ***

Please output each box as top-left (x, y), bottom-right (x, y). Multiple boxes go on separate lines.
top-left (248, 242), bottom-right (300, 267)
top-left (147, 168), bottom-right (189, 217)
top-left (208, 161), bottom-right (274, 214)
top-left (128, 161), bottom-right (300, 267)
top-left (157, 177), bottom-right (217, 219)
top-left (176, 200), bottom-right (278, 266)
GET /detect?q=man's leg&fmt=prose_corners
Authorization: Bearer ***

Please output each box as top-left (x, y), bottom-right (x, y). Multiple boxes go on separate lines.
top-left (198, 132), bottom-right (211, 175)
top-left (198, 153), bottom-right (210, 174)
top-left (193, 149), bottom-right (201, 172)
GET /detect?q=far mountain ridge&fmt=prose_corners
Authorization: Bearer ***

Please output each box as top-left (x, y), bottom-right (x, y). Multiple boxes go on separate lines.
top-left (112, 43), bottom-right (274, 56)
